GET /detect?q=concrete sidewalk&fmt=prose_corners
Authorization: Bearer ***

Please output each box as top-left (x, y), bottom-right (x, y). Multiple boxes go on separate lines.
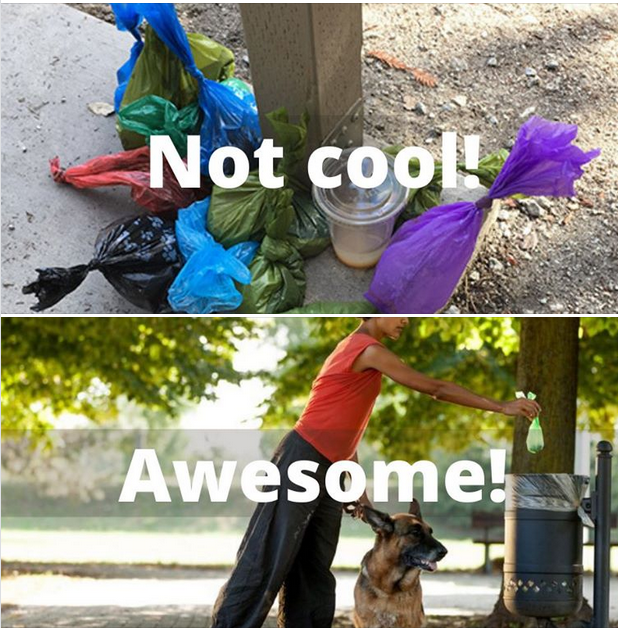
top-left (1, 4), bottom-right (143, 314)
top-left (1, 4), bottom-right (485, 314)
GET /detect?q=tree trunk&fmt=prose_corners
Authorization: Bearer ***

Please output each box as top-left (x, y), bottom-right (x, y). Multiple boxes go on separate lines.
top-left (511, 317), bottom-right (580, 474)
top-left (486, 317), bottom-right (581, 628)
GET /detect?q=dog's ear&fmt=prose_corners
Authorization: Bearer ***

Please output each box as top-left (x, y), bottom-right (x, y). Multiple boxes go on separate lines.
top-left (363, 506), bottom-right (394, 535)
top-left (409, 498), bottom-right (423, 520)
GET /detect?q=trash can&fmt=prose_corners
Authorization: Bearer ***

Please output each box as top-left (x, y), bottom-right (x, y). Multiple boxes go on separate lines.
top-left (503, 474), bottom-right (591, 618)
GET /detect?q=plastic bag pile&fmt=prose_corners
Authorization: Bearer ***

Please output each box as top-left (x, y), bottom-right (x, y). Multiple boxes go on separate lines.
top-left (23, 3), bottom-right (326, 313)
top-left (22, 3), bottom-right (600, 314)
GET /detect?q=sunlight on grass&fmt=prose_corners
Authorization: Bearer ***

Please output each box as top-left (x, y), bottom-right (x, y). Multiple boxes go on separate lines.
top-left (2, 529), bottom-right (615, 571)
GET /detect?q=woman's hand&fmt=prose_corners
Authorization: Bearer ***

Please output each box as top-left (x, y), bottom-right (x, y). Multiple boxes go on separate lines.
top-left (500, 398), bottom-right (541, 420)
top-left (343, 490), bottom-right (374, 520)
top-left (343, 501), bottom-right (366, 519)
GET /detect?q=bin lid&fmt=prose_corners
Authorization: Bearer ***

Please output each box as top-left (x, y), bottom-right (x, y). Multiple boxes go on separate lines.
top-left (506, 474), bottom-right (592, 526)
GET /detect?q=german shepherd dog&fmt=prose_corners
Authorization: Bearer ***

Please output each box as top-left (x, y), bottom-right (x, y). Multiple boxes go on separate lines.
top-left (353, 499), bottom-right (447, 628)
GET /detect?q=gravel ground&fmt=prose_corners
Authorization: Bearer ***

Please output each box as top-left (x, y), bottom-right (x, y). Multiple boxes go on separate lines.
top-left (73, 3), bottom-right (618, 314)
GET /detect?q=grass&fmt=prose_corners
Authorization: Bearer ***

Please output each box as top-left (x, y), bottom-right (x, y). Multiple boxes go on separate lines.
top-left (2, 525), bottom-right (618, 570)
top-left (0, 528), bottom-right (491, 570)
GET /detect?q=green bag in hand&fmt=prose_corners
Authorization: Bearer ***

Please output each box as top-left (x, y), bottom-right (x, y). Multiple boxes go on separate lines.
top-left (517, 391), bottom-right (544, 454)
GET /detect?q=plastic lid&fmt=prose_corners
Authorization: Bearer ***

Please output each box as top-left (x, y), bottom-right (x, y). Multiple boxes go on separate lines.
top-left (312, 148), bottom-right (407, 226)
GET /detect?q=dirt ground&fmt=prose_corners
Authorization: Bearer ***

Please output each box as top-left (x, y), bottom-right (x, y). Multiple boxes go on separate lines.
top-left (74, 3), bottom-right (618, 314)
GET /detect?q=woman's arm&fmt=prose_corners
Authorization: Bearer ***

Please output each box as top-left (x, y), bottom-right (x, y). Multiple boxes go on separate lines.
top-left (350, 450), bottom-right (373, 508)
top-left (354, 344), bottom-right (541, 419)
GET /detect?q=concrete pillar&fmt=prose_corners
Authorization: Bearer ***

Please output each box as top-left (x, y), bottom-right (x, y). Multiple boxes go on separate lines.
top-left (240, 4), bottom-right (364, 182)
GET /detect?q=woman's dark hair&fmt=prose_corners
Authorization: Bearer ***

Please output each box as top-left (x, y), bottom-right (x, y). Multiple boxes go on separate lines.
top-left (360, 317), bottom-right (372, 321)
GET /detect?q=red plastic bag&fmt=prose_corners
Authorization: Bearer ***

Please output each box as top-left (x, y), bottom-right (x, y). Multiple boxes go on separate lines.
top-left (50, 146), bottom-right (207, 214)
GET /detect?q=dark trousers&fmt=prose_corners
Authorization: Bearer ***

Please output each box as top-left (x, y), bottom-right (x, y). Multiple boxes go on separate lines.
top-left (211, 430), bottom-right (342, 628)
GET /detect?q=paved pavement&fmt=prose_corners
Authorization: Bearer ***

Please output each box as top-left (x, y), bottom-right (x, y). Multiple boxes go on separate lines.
top-left (2, 569), bottom-right (616, 627)
top-left (1, 3), bottom-right (486, 315)
top-left (1, 3), bottom-right (143, 314)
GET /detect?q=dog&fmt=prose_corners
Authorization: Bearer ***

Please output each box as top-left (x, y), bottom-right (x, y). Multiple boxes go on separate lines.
top-left (352, 499), bottom-right (447, 628)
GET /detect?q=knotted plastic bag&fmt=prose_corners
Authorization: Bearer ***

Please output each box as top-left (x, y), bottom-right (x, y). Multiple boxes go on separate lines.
top-left (23, 214), bottom-right (181, 313)
top-left (267, 108), bottom-right (330, 257)
top-left (117, 97), bottom-right (201, 156)
top-left (167, 198), bottom-right (259, 314)
top-left (382, 148), bottom-right (509, 225)
top-left (236, 202), bottom-right (306, 313)
top-left (207, 109), bottom-right (329, 258)
top-left (111, 3), bottom-right (144, 112)
top-left (527, 418), bottom-right (544, 454)
top-left (208, 175), bottom-right (294, 247)
top-left (112, 3), bottom-right (235, 150)
top-left (237, 237), bottom-right (306, 314)
top-left (289, 192), bottom-right (330, 258)
top-left (517, 391), bottom-right (545, 454)
top-left (366, 116), bottom-right (600, 313)
top-left (113, 3), bottom-right (261, 173)
top-left (49, 146), bottom-right (206, 214)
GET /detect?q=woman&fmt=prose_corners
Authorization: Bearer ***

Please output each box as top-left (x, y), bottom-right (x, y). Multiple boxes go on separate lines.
top-left (212, 317), bottom-right (540, 628)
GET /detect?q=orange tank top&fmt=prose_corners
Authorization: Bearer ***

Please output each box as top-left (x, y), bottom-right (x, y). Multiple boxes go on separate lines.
top-left (294, 333), bottom-right (383, 462)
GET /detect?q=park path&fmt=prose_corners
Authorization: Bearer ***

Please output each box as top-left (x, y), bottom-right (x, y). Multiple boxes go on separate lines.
top-left (2, 570), bottom-right (616, 627)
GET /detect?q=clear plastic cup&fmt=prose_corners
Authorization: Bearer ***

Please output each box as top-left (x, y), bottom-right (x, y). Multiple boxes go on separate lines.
top-left (312, 148), bottom-right (407, 269)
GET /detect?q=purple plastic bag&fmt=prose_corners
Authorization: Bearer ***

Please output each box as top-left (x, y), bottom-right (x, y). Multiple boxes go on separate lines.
top-left (365, 116), bottom-right (600, 314)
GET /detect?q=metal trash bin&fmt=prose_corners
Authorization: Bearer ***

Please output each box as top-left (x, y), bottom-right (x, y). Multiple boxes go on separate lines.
top-left (503, 474), bottom-right (591, 618)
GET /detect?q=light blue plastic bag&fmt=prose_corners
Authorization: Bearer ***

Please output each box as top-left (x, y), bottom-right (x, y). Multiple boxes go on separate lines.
top-left (167, 198), bottom-right (259, 313)
top-left (112, 3), bottom-right (262, 173)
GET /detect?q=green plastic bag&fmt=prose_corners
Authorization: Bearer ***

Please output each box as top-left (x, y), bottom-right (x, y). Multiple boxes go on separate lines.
top-left (459, 149), bottom-right (510, 188)
top-left (517, 391), bottom-right (545, 454)
top-left (266, 108), bottom-right (309, 187)
top-left (527, 417), bottom-right (545, 454)
top-left (117, 97), bottom-right (201, 156)
top-left (208, 175), bottom-right (294, 247)
top-left (267, 108), bottom-right (330, 257)
top-left (288, 192), bottom-right (330, 258)
top-left (383, 146), bottom-right (443, 223)
top-left (237, 204), bottom-right (306, 313)
top-left (238, 237), bottom-right (306, 313)
top-left (208, 108), bottom-right (330, 259)
top-left (118, 25), bottom-right (234, 150)
top-left (383, 147), bottom-right (510, 224)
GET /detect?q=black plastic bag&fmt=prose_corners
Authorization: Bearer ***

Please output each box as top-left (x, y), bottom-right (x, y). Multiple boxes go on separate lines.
top-left (23, 215), bottom-right (182, 313)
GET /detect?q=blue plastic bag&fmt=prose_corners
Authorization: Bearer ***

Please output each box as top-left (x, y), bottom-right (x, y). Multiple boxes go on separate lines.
top-left (112, 3), bottom-right (262, 173)
top-left (167, 198), bottom-right (259, 313)
top-left (111, 4), bottom-right (144, 111)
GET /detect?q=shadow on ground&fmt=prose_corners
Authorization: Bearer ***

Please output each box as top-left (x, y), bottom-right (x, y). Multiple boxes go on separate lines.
top-left (1, 606), bottom-right (489, 628)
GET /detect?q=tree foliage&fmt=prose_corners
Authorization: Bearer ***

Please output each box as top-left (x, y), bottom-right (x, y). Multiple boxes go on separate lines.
top-left (2, 317), bottom-right (616, 456)
top-left (1, 317), bottom-right (256, 434)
